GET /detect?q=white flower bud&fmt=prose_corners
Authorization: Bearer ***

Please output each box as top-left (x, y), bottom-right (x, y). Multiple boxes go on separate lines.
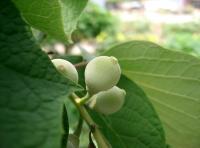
top-left (85, 56), bottom-right (121, 95)
top-left (52, 59), bottom-right (78, 83)
top-left (88, 86), bottom-right (126, 115)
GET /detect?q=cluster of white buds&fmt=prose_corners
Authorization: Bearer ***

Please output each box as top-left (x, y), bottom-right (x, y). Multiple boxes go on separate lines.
top-left (52, 56), bottom-right (126, 115)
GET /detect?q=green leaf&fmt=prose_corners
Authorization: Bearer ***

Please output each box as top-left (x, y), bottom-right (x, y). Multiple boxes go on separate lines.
top-left (0, 1), bottom-right (81, 148)
top-left (13, 0), bottom-right (88, 42)
top-left (104, 41), bottom-right (200, 148)
top-left (89, 75), bottom-right (166, 148)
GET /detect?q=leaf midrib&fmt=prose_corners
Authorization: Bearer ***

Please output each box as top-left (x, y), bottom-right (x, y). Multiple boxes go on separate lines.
top-left (123, 70), bottom-right (200, 103)
top-left (123, 70), bottom-right (200, 86)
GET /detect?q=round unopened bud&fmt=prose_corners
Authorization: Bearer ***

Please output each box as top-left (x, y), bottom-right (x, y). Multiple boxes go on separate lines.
top-left (52, 59), bottom-right (78, 83)
top-left (85, 56), bottom-right (121, 95)
top-left (88, 86), bottom-right (126, 115)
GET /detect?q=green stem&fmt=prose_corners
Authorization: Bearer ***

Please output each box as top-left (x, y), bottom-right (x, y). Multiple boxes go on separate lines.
top-left (78, 92), bottom-right (90, 105)
top-left (69, 93), bottom-right (110, 148)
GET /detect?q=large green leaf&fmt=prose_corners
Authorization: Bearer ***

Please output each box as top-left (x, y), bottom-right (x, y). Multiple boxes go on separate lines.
top-left (0, 1), bottom-right (81, 148)
top-left (13, 0), bottom-right (88, 42)
top-left (89, 75), bottom-right (166, 148)
top-left (104, 41), bottom-right (200, 148)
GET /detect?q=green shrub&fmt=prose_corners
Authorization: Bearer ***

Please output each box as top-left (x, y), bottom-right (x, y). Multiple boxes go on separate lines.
top-left (75, 3), bottom-right (118, 39)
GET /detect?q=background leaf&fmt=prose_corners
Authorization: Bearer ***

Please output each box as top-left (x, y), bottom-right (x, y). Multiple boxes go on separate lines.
top-left (0, 1), bottom-right (81, 148)
top-left (88, 75), bottom-right (166, 148)
top-left (104, 41), bottom-right (200, 148)
top-left (13, 0), bottom-right (88, 42)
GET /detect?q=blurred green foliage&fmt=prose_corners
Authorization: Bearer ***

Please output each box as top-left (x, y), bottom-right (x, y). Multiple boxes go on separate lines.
top-left (163, 22), bottom-right (200, 55)
top-left (164, 22), bottom-right (200, 34)
top-left (74, 3), bottom-right (118, 40)
top-left (95, 20), bottom-right (200, 56)
top-left (126, 19), bottom-right (150, 33)
top-left (163, 33), bottom-right (200, 55)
